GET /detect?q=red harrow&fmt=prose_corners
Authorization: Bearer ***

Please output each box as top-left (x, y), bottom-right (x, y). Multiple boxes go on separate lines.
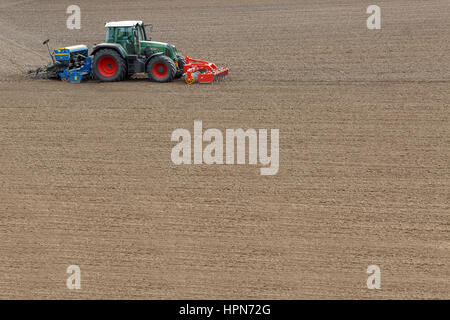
top-left (183, 56), bottom-right (229, 84)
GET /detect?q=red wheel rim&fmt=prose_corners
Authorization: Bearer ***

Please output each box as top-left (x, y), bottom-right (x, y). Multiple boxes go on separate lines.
top-left (97, 56), bottom-right (118, 77)
top-left (152, 62), bottom-right (168, 79)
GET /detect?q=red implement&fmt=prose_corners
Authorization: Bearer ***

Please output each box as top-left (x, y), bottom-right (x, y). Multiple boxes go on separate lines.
top-left (183, 56), bottom-right (229, 84)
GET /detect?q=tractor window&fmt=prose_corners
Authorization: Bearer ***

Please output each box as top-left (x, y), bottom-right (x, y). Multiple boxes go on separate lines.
top-left (105, 28), bottom-right (115, 43)
top-left (116, 27), bottom-right (133, 41)
top-left (116, 27), bottom-right (136, 54)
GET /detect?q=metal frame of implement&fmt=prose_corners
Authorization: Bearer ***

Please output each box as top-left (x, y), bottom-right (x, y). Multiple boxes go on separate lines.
top-left (183, 56), bottom-right (229, 84)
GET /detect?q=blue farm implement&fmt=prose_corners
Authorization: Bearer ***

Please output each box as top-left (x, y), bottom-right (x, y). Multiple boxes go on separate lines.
top-left (54, 46), bottom-right (92, 83)
top-left (29, 21), bottom-right (228, 84)
top-left (29, 40), bottom-right (92, 83)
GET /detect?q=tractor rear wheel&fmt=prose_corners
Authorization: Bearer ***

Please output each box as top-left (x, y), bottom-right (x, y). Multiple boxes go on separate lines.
top-left (147, 55), bottom-right (176, 83)
top-left (93, 49), bottom-right (127, 82)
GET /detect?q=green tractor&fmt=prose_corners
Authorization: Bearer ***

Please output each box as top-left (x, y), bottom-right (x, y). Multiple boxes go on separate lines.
top-left (91, 20), bottom-right (185, 82)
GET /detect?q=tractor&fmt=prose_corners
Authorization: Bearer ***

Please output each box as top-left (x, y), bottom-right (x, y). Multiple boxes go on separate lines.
top-left (92, 20), bottom-right (184, 82)
top-left (30, 20), bottom-right (228, 84)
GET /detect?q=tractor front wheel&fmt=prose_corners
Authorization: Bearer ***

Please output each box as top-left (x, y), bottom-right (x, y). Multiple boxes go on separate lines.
top-left (93, 49), bottom-right (127, 82)
top-left (147, 55), bottom-right (176, 83)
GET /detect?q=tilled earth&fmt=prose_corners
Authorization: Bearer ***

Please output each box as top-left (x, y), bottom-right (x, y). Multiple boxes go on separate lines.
top-left (0, 0), bottom-right (448, 299)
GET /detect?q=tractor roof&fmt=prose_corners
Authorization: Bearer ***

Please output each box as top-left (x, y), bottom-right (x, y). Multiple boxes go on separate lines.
top-left (105, 21), bottom-right (143, 28)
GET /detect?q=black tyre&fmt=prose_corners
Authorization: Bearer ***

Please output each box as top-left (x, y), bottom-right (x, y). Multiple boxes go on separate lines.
top-left (175, 55), bottom-right (186, 79)
top-left (93, 49), bottom-right (127, 82)
top-left (147, 55), bottom-right (176, 83)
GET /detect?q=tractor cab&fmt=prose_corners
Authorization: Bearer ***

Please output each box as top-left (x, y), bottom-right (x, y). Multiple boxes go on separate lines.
top-left (104, 21), bottom-right (177, 59)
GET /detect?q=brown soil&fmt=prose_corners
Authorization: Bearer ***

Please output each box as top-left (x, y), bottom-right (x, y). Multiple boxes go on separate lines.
top-left (0, 0), bottom-right (448, 299)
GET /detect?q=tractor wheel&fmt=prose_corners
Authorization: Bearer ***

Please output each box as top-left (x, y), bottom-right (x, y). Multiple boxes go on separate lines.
top-left (147, 55), bottom-right (176, 83)
top-left (174, 55), bottom-right (186, 79)
top-left (93, 49), bottom-right (127, 82)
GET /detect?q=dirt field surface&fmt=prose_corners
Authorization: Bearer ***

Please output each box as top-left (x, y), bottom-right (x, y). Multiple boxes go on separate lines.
top-left (0, 0), bottom-right (449, 299)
